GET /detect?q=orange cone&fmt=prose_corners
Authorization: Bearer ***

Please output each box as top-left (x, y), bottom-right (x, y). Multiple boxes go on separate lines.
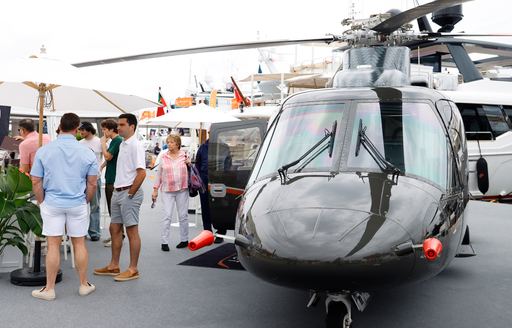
top-left (188, 230), bottom-right (215, 251)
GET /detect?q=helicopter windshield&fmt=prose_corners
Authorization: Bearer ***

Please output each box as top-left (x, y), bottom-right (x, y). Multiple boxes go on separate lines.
top-left (347, 102), bottom-right (448, 189)
top-left (254, 103), bottom-right (344, 179)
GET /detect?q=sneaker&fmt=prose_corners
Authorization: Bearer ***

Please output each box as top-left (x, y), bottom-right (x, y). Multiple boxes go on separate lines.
top-left (93, 266), bottom-right (120, 276)
top-left (161, 244), bottom-right (170, 252)
top-left (102, 237), bottom-right (111, 244)
top-left (31, 287), bottom-right (55, 301)
top-left (104, 240), bottom-right (112, 247)
top-left (114, 270), bottom-right (140, 282)
top-left (79, 282), bottom-right (96, 296)
top-left (90, 236), bottom-right (100, 242)
top-left (176, 241), bottom-right (188, 249)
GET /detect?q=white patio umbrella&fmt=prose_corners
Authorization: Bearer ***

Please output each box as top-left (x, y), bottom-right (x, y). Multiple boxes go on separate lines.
top-left (0, 55), bottom-right (159, 146)
top-left (144, 105), bottom-right (241, 144)
top-left (0, 55), bottom-right (159, 286)
top-left (145, 104), bottom-right (240, 130)
top-left (230, 105), bottom-right (280, 120)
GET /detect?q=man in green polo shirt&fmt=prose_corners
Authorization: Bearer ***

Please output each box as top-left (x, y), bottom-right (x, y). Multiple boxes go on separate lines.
top-left (100, 119), bottom-right (123, 246)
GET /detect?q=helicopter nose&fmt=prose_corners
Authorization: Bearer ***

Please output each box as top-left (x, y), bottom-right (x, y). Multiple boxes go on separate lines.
top-left (242, 208), bottom-right (412, 262)
top-left (238, 208), bottom-right (415, 290)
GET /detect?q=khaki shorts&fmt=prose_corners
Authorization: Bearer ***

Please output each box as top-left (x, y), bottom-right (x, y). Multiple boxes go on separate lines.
top-left (111, 189), bottom-right (144, 226)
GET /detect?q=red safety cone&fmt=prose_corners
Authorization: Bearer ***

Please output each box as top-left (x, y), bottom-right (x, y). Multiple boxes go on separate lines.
top-left (189, 230), bottom-right (215, 251)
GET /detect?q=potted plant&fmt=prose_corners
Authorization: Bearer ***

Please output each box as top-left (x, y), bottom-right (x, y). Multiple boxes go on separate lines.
top-left (0, 166), bottom-right (42, 258)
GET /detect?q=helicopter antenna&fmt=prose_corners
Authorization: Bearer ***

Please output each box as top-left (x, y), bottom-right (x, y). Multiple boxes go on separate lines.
top-left (349, 0), bottom-right (358, 21)
top-left (194, 75), bottom-right (199, 93)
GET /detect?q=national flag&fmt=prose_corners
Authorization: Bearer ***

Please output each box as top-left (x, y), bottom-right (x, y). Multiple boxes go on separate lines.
top-left (234, 87), bottom-right (243, 104)
top-left (157, 87), bottom-right (167, 117)
top-left (231, 76), bottom-right (251, 108)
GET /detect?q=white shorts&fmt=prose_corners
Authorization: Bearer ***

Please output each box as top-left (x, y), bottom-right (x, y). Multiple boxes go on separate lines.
top-left (40, 202), bottom-right (89, 237)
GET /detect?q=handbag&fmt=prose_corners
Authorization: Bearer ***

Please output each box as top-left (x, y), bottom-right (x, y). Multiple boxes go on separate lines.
top-left (188, 165), bottom-right (206, 197)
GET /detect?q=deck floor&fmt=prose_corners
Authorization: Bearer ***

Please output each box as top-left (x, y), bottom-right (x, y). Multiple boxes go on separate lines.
top-left (1, 175), bottom-right (512, 328)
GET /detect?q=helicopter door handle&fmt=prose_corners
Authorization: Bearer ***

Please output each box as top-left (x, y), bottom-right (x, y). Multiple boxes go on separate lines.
top-left (210, 184), bottom-right (227, 197)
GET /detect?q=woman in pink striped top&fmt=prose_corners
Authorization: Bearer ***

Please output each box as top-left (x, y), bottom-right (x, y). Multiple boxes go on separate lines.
top-left (152, 135), bottom-right (191, 250)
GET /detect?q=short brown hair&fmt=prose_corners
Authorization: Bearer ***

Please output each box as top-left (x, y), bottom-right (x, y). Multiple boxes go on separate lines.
top-left (166, 134), bottom-right (181, 149)
top-left (19, 119), bottom-right (35, 132)
top-left (60, 113), bottom-right (80, 132)
top-left (119, 113), bottom-right (138, 129)
top-left (100, 119), bottom-right (118, 133)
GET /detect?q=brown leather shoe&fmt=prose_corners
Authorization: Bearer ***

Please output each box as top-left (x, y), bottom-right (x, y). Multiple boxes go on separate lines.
top-left (93, 266), bottom-right (120, 276)
top-left (114, 270), bottom-right (140, 282)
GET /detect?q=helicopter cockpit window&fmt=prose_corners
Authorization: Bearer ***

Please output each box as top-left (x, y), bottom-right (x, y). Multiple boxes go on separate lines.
top-left (347, 102), bottom-right (448, 189)
top-left (255, 103), bottom-right (343, 179)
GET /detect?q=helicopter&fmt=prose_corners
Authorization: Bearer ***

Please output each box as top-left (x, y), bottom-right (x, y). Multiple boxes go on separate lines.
top-left (231, 8), bottom-right (512, 202)
top-left (71, 0), bottom-right (511, 326)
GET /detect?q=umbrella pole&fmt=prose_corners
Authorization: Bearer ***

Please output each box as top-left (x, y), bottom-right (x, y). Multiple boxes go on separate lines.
top-left (34, 85), bottom-right (45, 273)
top-left (11, 83), bottom-right (63, 286)
top-left (38, 84), bottom-right (45, 147)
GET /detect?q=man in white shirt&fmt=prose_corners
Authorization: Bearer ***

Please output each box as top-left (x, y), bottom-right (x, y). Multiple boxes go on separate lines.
top-left (79, 122), bottom-right (103, 241)
top-left (94, 113), bottom-right (146, 282)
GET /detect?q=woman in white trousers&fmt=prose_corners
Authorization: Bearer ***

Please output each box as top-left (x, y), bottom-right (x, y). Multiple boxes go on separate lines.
top-left (152, 135), bottom-right (191, 250)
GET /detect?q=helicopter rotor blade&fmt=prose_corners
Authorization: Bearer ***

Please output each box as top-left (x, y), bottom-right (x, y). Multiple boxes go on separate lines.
top-left (72, 37), bottom-right (340, 68)
top-left (425, 33), bottom-right (512, 37)
top-left (372, 0), bottom-right (473, 34)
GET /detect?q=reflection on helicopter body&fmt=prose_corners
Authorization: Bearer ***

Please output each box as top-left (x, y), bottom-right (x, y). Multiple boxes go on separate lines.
top-left (235, 86), bottom-right (469, 292)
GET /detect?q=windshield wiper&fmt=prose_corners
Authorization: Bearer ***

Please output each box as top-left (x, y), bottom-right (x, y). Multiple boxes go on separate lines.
top-left (278, 120), bottom-right (337, 184)
top-left (355, 119), bottom-right (401, 181)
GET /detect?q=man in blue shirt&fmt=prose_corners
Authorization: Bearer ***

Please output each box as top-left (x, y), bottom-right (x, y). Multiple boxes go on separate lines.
top-left (30, 113), bottom-right (98, 301)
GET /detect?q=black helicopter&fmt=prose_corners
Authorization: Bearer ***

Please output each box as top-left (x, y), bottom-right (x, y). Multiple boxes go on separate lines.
top-left (72, 0), bottom-right (510, 326)
top-left (204, 49), bottom-right (474, 328)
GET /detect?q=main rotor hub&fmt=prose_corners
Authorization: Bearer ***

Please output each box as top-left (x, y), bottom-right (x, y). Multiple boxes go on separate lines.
top-left (341, 10), bottom-right (417, 48)
top-left (332, 47), bottom-right (411, 88)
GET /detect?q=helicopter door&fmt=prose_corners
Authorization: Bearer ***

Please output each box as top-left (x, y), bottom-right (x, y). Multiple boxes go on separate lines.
top-left (208, 120), bottom-right (267, 231)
